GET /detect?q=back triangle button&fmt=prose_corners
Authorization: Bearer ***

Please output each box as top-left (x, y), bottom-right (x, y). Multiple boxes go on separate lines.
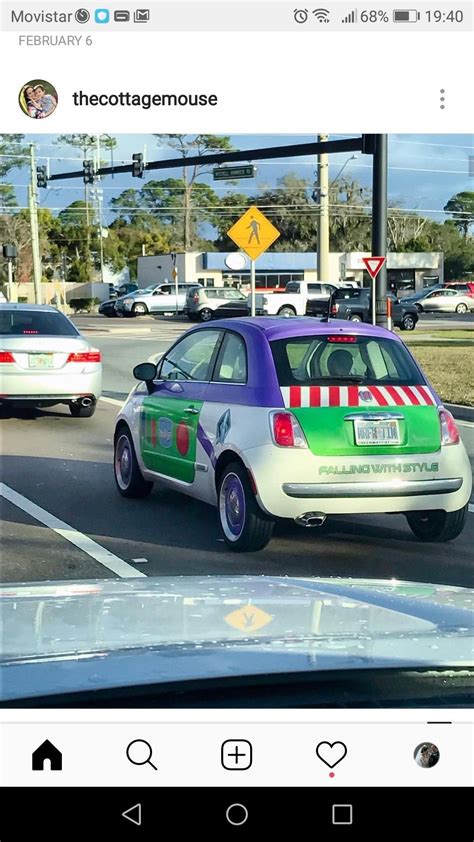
top-left (122, 803), bottom-right (142, 826)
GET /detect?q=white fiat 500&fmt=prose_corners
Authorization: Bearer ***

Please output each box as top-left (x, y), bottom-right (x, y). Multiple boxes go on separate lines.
top-left (0, 304), bottom-right (101, 417)
top-left (114, 317), bottom-right (471, 551)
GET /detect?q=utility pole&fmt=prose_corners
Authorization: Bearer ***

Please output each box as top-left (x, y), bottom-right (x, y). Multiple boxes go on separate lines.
top-left (317, 133), bottom-right (330, 282)
top-left (372, 134), bottom-right (388, 327)
top-left (29, 144), bottom-right (42, 304)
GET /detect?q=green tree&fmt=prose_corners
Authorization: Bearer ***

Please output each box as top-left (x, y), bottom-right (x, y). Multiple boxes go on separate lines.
top-left (153, 134), bottom-right (234, 250)
top-left (443, 191), bottom-right (474, 238)
top-left (0, 184), bottom-right (17, 211)
top-left (0, 134), bottom-right (28, 177)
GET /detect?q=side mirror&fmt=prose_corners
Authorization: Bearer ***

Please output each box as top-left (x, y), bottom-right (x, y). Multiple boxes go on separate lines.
top-left (133, 362), bottom-right (157, 394)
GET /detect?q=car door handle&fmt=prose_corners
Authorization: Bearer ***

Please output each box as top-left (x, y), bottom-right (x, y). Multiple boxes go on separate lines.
top-left (184, 406), bottom-right (200, 415)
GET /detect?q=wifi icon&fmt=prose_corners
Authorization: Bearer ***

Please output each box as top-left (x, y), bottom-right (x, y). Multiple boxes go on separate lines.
top-left (312, 8), bottom-right (330, 22)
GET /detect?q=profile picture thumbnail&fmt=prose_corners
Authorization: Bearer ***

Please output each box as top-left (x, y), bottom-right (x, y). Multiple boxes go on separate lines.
top-left (414, 743), bottom-right (440, 768)
top-left (19, 80), bottom-right (58, 119)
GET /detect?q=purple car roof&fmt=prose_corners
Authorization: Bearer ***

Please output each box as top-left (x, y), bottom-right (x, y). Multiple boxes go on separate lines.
top-left (199, 316), bottom-right (400, 343)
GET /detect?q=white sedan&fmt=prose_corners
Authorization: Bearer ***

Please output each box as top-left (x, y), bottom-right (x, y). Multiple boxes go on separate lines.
top-left (0, 304), bottom-right (102, 417)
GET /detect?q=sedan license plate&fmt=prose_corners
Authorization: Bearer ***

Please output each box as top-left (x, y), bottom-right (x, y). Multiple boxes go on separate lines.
top-left (28, 353), bottom-right (54, 369)
top-left (354, 418), bottom-right (400, 446)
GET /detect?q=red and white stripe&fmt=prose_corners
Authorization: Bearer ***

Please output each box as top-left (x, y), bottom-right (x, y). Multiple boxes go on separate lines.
top-left (280, 384), bottom-right (437, 408)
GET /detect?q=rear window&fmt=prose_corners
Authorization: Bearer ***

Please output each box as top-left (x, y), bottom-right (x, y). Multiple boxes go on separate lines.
top-left (285, 282), bottom-right (301, 293)
top-left (0, 309), bottom-right (79, 337)
top-left (270, 335), bottom-right (424, 386)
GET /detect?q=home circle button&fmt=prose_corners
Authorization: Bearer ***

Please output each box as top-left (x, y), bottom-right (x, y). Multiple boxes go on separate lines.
top-left (226, 803), bottom-right (248, 826)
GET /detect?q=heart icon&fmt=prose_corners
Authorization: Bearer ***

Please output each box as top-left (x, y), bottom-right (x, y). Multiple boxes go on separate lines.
top-left (315, 741), bottom-right (347, 768)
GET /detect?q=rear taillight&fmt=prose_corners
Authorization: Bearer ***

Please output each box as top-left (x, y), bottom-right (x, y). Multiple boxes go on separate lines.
top-left (193, 292), bottom-right (199, 302)
top-left (327, 335), bottom-right (357, 343)
top-left (271, 411), bottom-right (307, 448)
top-left (331, 303), bottom-right (338, 314)
top-left (439, 408), bottom-right (459, 446)
top-left (0, 351), bottom-right (15, 363)
top-left (67, 349), bottom-right (101, 363)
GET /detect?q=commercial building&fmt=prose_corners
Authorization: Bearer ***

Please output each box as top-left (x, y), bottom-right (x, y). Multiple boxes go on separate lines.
top-left (137, 251), bottom-right (444, 294)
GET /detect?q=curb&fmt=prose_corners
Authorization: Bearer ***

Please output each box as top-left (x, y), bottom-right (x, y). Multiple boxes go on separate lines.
top-left (445, 403), bottom-right (474, 423)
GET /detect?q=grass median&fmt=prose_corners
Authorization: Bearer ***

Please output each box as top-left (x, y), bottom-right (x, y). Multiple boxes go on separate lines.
top-left (404, 339), bottom-right (474, 406)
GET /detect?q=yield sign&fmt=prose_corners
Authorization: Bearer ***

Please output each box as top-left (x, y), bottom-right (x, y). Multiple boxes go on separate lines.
top-left (227, 205), bottom-right (280, 261)
top-left (362, 256), bottom-right (386, 279)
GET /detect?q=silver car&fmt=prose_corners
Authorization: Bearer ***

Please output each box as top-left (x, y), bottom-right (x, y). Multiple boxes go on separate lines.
top-left (121, 282), bottom-right (201, 317)
top-left (185, 286), bottom-right (249, 321)
top-left (402, 288), bottom-right (474, 314)
top-left (0, 304), bottom-right (102, 418)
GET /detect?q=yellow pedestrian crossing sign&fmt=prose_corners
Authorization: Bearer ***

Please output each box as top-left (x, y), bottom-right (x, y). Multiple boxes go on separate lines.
top-left (227, 205), bottom-right (280, 261)
top-left (224, 604), bottom-right (273, 633)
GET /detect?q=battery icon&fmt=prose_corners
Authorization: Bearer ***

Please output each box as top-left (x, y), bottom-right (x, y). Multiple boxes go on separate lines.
top-left (393, 9), bottom-right (420, 21)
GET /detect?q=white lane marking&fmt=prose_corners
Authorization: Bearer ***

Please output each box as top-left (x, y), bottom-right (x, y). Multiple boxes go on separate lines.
top-left (100, 396), bottom-right (124, 407)
top-left (132, 557), bottom-right (149, 563)
top-left (468, 504), bottom-right (474, 514)
top-left (0, 483), bottom-right (146, 579)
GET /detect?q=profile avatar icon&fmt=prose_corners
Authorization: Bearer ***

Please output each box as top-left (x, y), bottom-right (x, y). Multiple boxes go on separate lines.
top-left (19, 79), bottom-right (58, 119)
top-left (414, 743), bottom-right (440, 768)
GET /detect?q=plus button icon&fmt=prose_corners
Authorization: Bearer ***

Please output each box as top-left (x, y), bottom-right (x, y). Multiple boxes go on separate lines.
top-left (221, 740), bottom-right (253, 770)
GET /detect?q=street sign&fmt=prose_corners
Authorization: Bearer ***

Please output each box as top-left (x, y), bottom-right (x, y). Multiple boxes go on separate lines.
top-left (362, 256), bottom-right (386, 279)
top-left (213, 165), bottom-right (256, 181)
top-left (224, 604), bottom-right (273, 632)
top-left (227, 205), bottom-right (280, 261)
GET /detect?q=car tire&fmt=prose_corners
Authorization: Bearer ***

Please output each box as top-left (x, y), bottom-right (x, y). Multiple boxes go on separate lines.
top-left (69, 401), bottom-right (96, 418)
top-left (349, 314), bottom-right (362, 322)
top-left (415, 303), bottom-right (423, 313)
top-left (405, 504), bottom-right (468, 542)
top-left (218, 461), bottom-right (274, 552)
top-left (199, 308), bottom-right (213, 322)
top-left (401, 314), bottom-right (416, 331)
top-left (277, 305), bottom-right (296, 317)
top-left (132, 302), bottom-right (148, 316)
top-left (455, 303), bottom-right (468, 314)
top-left (114, 427), bottom-right (153, 498)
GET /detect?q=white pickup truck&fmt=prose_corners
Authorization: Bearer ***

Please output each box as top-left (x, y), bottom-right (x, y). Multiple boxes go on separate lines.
top-left (252, 281), bottom-right (351, 317)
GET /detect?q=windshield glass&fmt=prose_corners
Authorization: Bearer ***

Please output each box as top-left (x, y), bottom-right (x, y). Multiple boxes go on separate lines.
top-left (270, 335), bottom-right (424, 385)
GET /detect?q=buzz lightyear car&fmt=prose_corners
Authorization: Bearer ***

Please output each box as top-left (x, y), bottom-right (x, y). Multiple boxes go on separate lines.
top-left (114, 317), bottom-right (472, 551)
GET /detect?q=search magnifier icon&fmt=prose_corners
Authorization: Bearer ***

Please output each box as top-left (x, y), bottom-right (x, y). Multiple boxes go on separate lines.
top-left (126, 739), bottom-right (157, 771)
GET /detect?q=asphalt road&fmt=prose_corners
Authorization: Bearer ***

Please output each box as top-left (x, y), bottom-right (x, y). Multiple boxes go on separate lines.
top-left (1, 315), bottom-right (473, 588)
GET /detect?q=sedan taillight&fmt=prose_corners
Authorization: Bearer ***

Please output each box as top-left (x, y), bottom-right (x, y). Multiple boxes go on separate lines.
top-left (0, 351), bottom-right (15, 363)
top-left (67, 349), bottom-right (101, 363)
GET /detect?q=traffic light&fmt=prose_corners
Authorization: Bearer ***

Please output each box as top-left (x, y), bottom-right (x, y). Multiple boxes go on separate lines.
top-left (36, 165), bottom-right (48, 188)
top-left (132, 152), bottom-right (144, 178)
top-left (83, 160), bottom-right (95, 184)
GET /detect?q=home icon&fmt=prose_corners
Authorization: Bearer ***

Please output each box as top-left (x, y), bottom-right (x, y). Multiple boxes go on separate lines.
top-left (32, 739), bottom-right (63, 771)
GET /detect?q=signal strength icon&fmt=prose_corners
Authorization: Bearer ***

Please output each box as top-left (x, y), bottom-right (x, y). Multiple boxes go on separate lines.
top-left (312, 8), bottom-right (330, 22)
top-left (342, 9), bottom-right (358, 22)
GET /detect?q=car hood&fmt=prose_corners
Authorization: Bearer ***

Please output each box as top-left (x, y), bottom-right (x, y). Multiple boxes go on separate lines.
top-left (0, 576), bottom-right (472, 701)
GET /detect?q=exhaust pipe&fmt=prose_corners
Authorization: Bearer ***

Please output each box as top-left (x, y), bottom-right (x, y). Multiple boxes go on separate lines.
top-left (81, 397), bottom-right (93, 407)
top-left (295, 512), bottom-right (327, 528)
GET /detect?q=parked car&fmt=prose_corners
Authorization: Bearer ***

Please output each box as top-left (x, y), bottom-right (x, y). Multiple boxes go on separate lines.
top-left (120, 283), bottom-right (202, 317)
top-left (0, 304), bottom-right (101, 417)
top-left (331, 288), bottom-right (418, 330)
top-left (443, 281), bottom-right (474, 298)
top-left (98, 298), bottom-right (118, 318)
top-left (108, 282), bottom-right (139, 300)
top-left (401, 288), bottom-right (474, 314)
top-left (185, 287), bottom-right (249, 321)
top-left (287, 281), bottom-right (349, 316)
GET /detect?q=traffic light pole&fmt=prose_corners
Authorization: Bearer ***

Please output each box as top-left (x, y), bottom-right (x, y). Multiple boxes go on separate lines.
top-left (317, 134), bottom-right (330, 283)
top-left (372, 134), bottom-right (388, 327)
top-left (29, 145), bottom-right (43, 305)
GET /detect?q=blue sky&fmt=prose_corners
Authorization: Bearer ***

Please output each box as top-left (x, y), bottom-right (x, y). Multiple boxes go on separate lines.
top-left (2, 133), bottom-right (472, 228)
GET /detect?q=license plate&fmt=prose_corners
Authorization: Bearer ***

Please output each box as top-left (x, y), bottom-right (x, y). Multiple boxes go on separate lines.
top-left (354, 419), bottom-right (400, 445)
top-left (28, 354), bottom-right (54, 369)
